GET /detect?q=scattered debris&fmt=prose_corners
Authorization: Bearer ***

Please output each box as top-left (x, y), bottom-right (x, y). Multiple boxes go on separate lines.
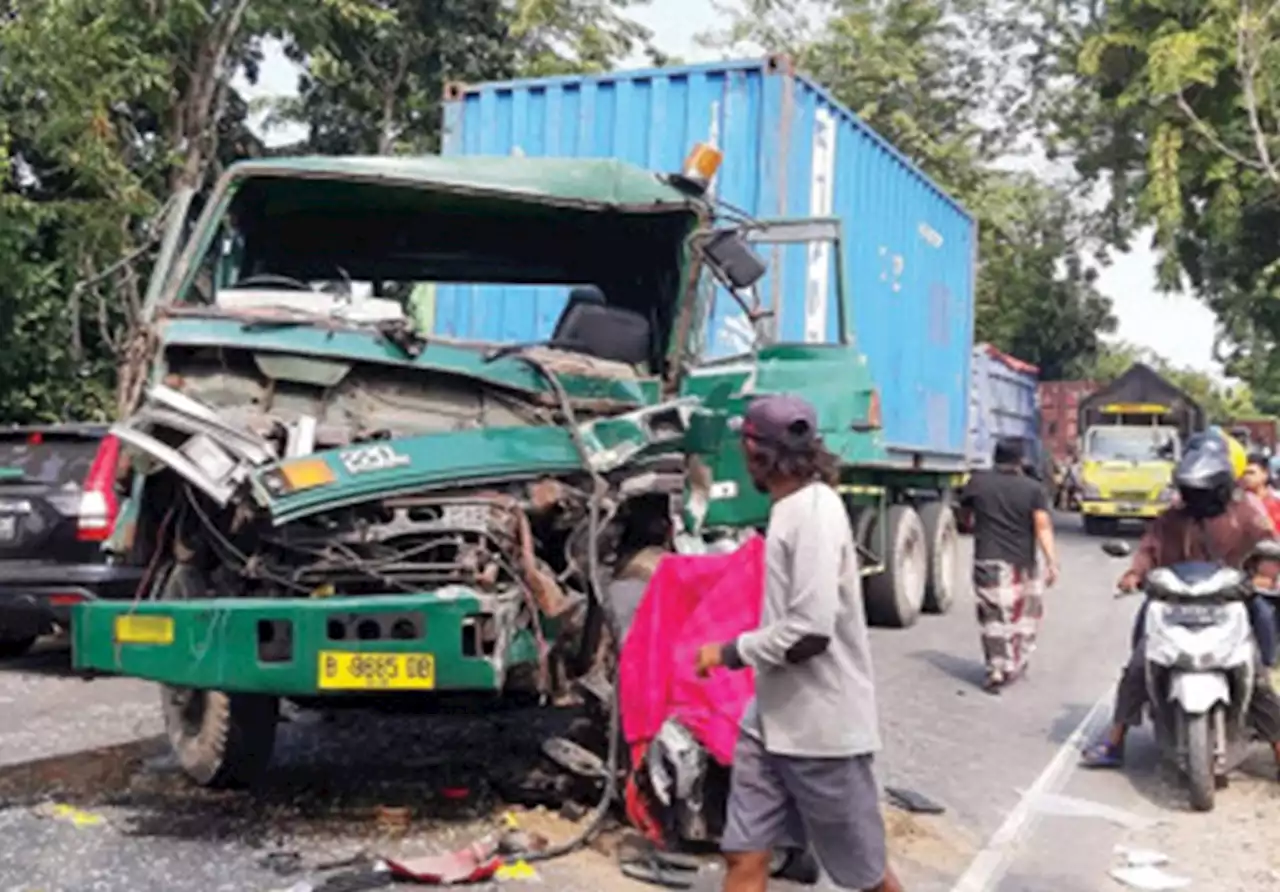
top-left (384, 835), bottom-right (503, 885)
top-left (542, 737), bottom-right (609, 780)
top-left (1025, 792), bottom-right (1160, 831)
top-left (375, 805), bottom-right (412, 835)
top-left (259, 851), bottom-right (305, 877)
top-left (312, 865), bottom-right (393, 892)
top-left (32, 802), bottom-right (104, 827)
top-left (884, 786), bottom-right (946, 815)
top-left (498, 829), bottom-right (549, 856)
top-left (1115, 846), bottom-right (1170, 869)
top-left (1109, 865), bottom-right (1192, 891)
top-left (495, 860), bottom-right (540, 882)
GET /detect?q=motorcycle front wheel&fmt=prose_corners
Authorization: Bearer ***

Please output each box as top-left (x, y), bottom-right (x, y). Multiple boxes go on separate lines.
top-left (1184, 709), bottom-right (1216, 812)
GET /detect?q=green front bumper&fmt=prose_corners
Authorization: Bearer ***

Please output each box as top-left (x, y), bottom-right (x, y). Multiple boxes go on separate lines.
top-left (71, 588), bottom-right (538, 695)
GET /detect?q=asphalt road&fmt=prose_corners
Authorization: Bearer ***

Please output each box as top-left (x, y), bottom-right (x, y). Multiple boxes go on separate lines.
top-left (0, 513), bottom-right (1276, 892)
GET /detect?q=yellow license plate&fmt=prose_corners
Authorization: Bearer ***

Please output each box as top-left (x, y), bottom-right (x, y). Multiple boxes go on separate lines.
top-left (317, 651), bottom-right (436, 691)
top-left (114, 615), bottom-right (174, 645)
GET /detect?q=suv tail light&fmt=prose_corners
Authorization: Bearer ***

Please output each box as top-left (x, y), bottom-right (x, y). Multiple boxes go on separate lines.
top-left (77, 434), bottom-right (121, 542)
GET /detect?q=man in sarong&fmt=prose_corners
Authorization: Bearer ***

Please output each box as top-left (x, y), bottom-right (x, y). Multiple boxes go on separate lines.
top-left (959, 437), bottom-right (1059, 693)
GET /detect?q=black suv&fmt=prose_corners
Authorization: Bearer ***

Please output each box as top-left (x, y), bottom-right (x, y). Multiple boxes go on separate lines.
top-left (0, 425), bottom-right (143, 657)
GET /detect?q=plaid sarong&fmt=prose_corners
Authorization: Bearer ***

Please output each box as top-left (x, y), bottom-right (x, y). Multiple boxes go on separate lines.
top-left (973, 559), bottom-right (1044, 677)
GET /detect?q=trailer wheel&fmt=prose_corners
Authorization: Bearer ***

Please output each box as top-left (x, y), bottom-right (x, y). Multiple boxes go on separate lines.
top-left (155, 562), bottom-right (279, 789)
top-left (919, 501), bottom-right (959, 615)
top-left (863, 505), bottom-right (927, 628)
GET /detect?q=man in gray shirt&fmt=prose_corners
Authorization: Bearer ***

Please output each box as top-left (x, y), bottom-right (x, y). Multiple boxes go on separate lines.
top-left (696, 394), bottom-right (903, 892)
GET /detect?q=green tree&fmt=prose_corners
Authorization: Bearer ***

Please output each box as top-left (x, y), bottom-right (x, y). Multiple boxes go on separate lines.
top-left (1086, 341), bottom-right (1259, 424)
top-left (0, 0), bottom-right (287, 419)
top-left (272, 0), bottom-right (659, 155)
top-left (705, 0), bottom-right (1118, 375)
top-left (972, 172), bottom-right (1116, 379)
top-left (1038, 0), bottom-right (1280, 411)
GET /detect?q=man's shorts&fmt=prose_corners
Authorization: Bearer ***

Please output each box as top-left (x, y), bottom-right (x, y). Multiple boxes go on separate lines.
top-left (721, 731), bottom-right (887, 890)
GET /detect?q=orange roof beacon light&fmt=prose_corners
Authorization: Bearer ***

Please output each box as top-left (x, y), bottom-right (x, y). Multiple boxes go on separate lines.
top-left (670, 142), bottom-right (724, 196)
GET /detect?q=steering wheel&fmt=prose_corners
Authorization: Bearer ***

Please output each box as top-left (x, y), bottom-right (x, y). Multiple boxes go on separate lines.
top-left (230, 273), bottom-right (314, 292)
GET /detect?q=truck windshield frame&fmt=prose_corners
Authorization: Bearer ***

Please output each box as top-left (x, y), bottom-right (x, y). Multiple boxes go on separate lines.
top-left (1084, 425), bottom-right (1182, 462)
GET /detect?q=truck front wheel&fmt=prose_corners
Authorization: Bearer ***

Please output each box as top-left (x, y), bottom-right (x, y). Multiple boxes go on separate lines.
top-left (863, 505), bottom-right (927, 628)
top-left (162, 687), bottom-right (278, 788)
top-left (155, 561), bottom-right (278, 788)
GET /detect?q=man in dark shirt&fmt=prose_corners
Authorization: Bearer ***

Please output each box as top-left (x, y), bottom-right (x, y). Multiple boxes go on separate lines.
top-left (960, 438), bottom-right (1060, 693)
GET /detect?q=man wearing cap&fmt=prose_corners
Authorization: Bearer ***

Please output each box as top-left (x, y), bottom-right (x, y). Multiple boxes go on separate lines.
top-left (959, 437), bottom-right (1059, 694)
top-left (694, 393), bottom-right (903, 892)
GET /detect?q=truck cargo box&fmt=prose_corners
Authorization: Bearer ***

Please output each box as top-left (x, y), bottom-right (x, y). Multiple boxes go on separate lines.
top-left (435, 56), bottom-right (978, 464)
top-left (968, 344), bottom-right (1040, 469)
top-left (1039, 380), bottom-right (1098, 462)
top-left (1078, 363), bottom-right (1204, 440)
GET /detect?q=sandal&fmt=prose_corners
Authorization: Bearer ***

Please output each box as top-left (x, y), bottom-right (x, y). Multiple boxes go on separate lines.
top-left (982, 670), bottom-right (1005, 695)
top-left (1080, 741), bottom-right (1124, 769)
top-left (617, 844), bottom-right (701, 889)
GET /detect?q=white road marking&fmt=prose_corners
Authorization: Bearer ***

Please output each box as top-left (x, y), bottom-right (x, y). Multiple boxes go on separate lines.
top-left (948, 686), bottom-right (1114, 892)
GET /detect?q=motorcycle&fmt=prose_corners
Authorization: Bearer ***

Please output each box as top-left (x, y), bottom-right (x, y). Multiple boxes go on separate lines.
top-left (1103, 541), bottom-right (1256, 812)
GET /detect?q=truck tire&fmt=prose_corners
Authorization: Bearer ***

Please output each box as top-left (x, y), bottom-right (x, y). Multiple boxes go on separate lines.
top-left (863, 505), bottom-right (927, 629)
top-left (155, 562), bottom-right (279, 789)
top-left (919, 501), bottom-right (959, 615)
top-left (162, 687), bottom-right (279, 788)
top-left (1185, 709), bottom-right (1215, 813)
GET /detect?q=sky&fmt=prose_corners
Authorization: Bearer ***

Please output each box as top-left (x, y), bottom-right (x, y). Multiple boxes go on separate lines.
top-left (237, 1), bottom-right (1223, 376)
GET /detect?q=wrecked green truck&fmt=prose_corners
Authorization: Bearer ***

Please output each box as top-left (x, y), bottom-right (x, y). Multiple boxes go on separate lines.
top-left (72, 143), bottom-right (973, 790)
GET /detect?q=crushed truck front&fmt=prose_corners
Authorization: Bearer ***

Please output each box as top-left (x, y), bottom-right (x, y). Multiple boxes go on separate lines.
top-left (72, 154), bottom-right (741, 787)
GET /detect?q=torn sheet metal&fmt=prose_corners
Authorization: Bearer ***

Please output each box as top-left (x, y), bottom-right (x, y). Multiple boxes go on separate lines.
top-left (578, 398), bottom-right (701, 473)
top-left (113, 384), bottom-right (278, 506)
top-left (383, 835), bottom-right (503, 885)
top-left (645, 718), bottom-right (709, 841)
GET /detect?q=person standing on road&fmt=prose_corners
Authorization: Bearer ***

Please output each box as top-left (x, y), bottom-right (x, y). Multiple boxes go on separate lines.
top-left (694, 393), bottom-right (904, 892)
top-left (959, 437), bottom-right (1060, 694)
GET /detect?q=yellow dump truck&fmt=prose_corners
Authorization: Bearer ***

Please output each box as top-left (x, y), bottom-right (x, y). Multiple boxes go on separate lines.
top-left (1076, 363), bottom-right (1204, 535)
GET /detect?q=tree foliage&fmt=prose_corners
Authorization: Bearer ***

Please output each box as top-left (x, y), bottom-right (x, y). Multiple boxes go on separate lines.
top-left (271, 0), bottom-right (657, 155)
top-left (703, 0), bottom-right (1118, 378)
top-left (1088, 341), bottom-right (1258, 424)
top-left (1037, 0), bottom-right (1280, 409)
top-left (0, 0), bottom-right (652, 423)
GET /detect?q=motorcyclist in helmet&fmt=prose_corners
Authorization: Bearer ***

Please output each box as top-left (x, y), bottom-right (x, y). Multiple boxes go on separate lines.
top-left (1081, 430), bottom-right (1280, 771)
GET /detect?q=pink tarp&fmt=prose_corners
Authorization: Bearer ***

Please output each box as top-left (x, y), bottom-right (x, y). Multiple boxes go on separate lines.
top-left (618, 536), bottom-right (765, 767)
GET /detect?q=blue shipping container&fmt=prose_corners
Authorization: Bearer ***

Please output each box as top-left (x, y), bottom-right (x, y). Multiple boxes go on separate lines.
top-left (968, 344), bottom-right (1041, 469)
top-left (437, 56), bottom-right (977, 462)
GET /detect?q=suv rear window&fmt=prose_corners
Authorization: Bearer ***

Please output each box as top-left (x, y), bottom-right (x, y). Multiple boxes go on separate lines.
top-left (0, 434), bottom-right (101, 487)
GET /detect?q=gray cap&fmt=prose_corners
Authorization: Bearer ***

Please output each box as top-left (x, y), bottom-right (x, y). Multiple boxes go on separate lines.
top-left (741, 393), bottom-right (819, 451)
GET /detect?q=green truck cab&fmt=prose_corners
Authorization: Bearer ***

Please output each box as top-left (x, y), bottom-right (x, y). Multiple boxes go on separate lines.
top-left (73, 153), bottom-right (963, 789)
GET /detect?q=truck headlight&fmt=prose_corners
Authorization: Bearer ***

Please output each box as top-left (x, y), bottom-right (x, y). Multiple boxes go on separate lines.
top-left (1157, 486), bottom-right (1175, 503)
top-left (1081, 483), bottom-right (1101, 499)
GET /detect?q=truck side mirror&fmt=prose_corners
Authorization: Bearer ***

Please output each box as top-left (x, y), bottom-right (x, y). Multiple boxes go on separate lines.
top-left (698, 229), bottom-right (767, 291)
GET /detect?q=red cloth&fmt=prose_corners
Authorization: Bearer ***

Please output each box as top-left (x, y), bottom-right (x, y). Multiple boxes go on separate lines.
top-left (1261, 492), bottom-right (1280, 532)
top-left (618, 536), bottom-right (765, 768)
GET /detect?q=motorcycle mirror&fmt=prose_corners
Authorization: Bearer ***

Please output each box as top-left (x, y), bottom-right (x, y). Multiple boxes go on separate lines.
top-left (1101, 540), bottom-right (1132, 558)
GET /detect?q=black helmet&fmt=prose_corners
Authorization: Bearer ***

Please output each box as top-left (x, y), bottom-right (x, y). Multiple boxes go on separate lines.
top-left (1174, 432), bottom-right (1236, 518)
